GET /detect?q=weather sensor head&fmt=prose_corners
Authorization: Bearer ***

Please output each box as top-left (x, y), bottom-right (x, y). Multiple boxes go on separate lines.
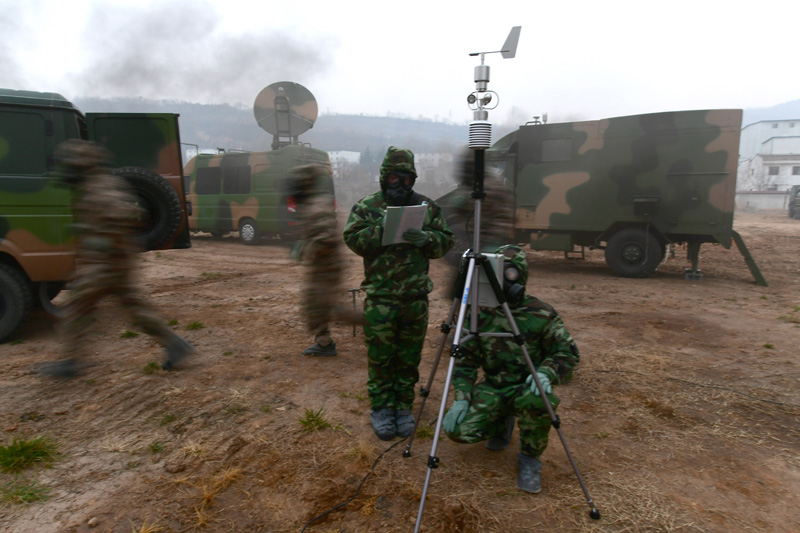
top-left (466, 26), bottom-right (521, 148)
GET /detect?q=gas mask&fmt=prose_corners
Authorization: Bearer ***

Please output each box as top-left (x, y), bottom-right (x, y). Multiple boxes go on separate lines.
top-left (503, 261), bottom-right (525, 307)
top-left (384, 171), bottom-right (415, 206)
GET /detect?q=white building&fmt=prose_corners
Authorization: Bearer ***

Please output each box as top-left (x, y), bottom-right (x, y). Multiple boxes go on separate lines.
top-left (738, 119), bottom-right (800, 191)
top-left (327, 150), bottom-right (360, 178)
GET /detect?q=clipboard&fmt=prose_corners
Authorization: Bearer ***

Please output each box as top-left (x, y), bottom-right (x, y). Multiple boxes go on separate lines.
top-left (382, 204), bottom-right (428, 246)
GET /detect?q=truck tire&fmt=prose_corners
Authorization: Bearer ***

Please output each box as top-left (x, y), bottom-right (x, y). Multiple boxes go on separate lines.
top-left (239, 218), bottom-right (260, 245)
top-left (605, 228), bottom-right (663, 278)
top-left (111, 167), bottom-right (182, 250)
top-left (35, 281), bottom-right (65, 317)
top-left (0, 263), bottom-right (34, 342)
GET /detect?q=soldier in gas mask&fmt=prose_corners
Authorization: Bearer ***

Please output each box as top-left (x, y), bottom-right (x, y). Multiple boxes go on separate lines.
top-left (39, 140), bottom-right (194, 378)
top-left (442, 244), bottom-right (580, 494)
top-left (343, 146), bottom-right (454, 441)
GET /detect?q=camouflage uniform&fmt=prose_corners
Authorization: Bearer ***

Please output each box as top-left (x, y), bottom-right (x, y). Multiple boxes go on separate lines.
top-left (288, 164), bottom-right (356, 354)
top-left (44, 140), bottom-right (192, 376)
top-left (444, 245), bottom-right (580, 458)
top-left (449, 149), bottom-right (515, 253)
top-left (343, 147), bottom-right (454, 413)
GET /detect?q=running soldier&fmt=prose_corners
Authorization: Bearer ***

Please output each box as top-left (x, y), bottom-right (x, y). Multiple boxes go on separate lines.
top-left (343, 146), bottom-right (454, 440)
top-left (40, 140), bottom-right (193, 378)
top-left (448, 148), bottom-right (514, 254)
top-left (287, 164), bottom-right (358, 357)
top-left (442, 244), bottom-right (580, 493)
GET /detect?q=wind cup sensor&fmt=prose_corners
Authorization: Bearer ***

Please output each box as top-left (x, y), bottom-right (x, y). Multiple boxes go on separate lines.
top-left (467, 25), bottom-right (520, 137)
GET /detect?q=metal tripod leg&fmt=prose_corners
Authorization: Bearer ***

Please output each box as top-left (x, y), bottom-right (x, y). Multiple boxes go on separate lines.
top-left (414, 253), bottom-right (479, 532)
top-left (403, 296), bottom-right (458, 458)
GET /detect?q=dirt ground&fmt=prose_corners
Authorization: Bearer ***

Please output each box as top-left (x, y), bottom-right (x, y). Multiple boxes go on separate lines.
top-left (1, 210), bottom-right (798, 533)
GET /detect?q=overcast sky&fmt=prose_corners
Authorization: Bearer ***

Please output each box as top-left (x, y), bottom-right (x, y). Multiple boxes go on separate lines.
top-left (2, 0), bottom-right (798, 127)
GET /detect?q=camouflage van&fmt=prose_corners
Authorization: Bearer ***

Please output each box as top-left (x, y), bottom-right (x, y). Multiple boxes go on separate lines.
top-left (438, 109), bottom-right (766, 284)
top-left (184, 81), bottom-right (335, 245)
top-left (184, 145), bottom-right (334, 244)
top-left (788, 185), bottom-right (800, 219)
top-left (0, 88), bottom-right (190, 341)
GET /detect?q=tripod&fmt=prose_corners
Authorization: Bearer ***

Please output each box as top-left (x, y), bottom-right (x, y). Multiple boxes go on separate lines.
top-left (410, 147), bottom-right (601, 531)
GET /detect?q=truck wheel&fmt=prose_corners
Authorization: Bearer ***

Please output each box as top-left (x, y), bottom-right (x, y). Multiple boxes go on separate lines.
top-left (35, 281), bottom-right (66, 316)
top-left (0, 263), bottom-right (34, 342)
top-left (605, 228), bottom-right (663, 278)
top-left (239, 218), bottom-right (260, 245)
top-left (111, 167), bottom-right (182, 250)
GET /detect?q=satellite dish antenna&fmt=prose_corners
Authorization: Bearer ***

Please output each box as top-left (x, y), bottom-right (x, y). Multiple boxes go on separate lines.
top-left (253, 81), bottom-right (319, 149)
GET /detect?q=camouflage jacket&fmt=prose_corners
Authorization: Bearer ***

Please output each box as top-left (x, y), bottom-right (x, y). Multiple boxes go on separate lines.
top-left (451, 296), bottom-right (580, 403)
top-left (343, 191), bottom-right (454, 298)
top-left (72, 172), bottom-right (142, 260)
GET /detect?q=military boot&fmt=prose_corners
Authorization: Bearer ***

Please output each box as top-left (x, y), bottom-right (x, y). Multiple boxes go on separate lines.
top-left (39, 358), bottom-right (83, 379)
top-left (163, 336), bottom-right (194, 370)
top-left (302, 341), bottom-right (337, 357)
top-left (485, 415), bottom-right (515, 451)
top-left (395, 409), bottom-right (415, 438)
top-left (516, 453), bottom-right (542, 494)
top-left (370, 409), bottom-right (396, 441)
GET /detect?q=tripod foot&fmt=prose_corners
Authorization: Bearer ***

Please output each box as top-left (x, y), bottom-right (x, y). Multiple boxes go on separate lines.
top-left (590, 508), bottom-right (601, 520)
top-left (403, 449), bottom-right (411, 458)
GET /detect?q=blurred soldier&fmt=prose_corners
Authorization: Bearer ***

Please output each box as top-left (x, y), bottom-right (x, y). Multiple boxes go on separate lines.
top-left (40, 140), bottom-right (194, 378)
top-left (442, 244), bottom-right (580, 494)
top-left (448, 148), bottom-right (514, 253)
top-left (343, 147), bottom-right (454, 440)
top-left (287, 164), bottom-right (358, 357)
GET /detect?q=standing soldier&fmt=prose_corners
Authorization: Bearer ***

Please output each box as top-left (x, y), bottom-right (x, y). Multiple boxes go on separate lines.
top-left (40, 140), bottom-right (193, 378)
top-left (442, 244), bottom-right (580, 493)
top-left (343, 146), bottom-right (454, 440)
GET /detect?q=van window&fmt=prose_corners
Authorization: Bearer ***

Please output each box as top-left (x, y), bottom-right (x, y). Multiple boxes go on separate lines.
top-left (196, 167), bottom-right (222, 195)
top-left (222, 166), bottom-right (251, 194)
top-left (0, 111), bottom-right (49, 175)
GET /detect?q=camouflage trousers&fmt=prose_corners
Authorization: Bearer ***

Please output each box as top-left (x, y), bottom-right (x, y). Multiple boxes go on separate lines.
top-left (363, 295), bottom-right (429, 411)
top-left (444, 381), bottom-right (560, 457)
top-left (60, 260), bottom-right (178, 357)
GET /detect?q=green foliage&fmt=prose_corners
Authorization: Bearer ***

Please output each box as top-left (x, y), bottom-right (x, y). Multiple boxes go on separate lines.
top-left (0, 478), bottom-right (50, 504)
top-left (158, 413), bottom-right (176, 426)
top-left (0, 437), bottom-right (59, 473)
top-left (762, 343), bottom-right (775, 349)
top-left (168, 319), bottom-right (178, 326)
top-left (142, 362), bottom-right (160, 374)
top-left (120, 330), bottom-right (140, 338)
top-left (223, 351), bottom-right (233, 356)
top-left (148, 441), bottom-right (166, 454)
top-left (260, 404), bottom-right (272, 413)
top-left (186, 322), bottom-right (206, 330)
top-left (298, 408), bottom-right (333, 432)
top-left (415, 425), bottom-right (435, 440)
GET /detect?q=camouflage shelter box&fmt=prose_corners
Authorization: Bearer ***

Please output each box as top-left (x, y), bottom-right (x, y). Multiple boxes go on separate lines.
top-left (438, 109), bottom-right (766, 284)
top-left (0, 88), bottom-right (191, 341)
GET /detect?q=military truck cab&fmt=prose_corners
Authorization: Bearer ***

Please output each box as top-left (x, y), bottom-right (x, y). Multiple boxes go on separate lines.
top-left (0, 88), bottom-right (191, 341)
top-left (439, 109), bottom-right (766, 285)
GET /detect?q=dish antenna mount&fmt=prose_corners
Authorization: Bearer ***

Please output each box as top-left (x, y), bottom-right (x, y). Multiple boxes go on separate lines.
top-left (253, 81), bottom-right (319, 150)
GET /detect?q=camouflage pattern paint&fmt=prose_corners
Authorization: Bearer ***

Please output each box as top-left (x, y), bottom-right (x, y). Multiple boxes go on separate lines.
top-left (437, 109), bottom-right (753, 278)
top-left (184, 145), bottom-right (333, 238)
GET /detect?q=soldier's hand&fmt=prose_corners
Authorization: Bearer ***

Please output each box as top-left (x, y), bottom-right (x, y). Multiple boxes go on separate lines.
top-left (526, 372), bottom-right (552, 396)
top-left (442, 400), bottom-right (469, 433)
top-left (402, 228), bottom-right (429, 247)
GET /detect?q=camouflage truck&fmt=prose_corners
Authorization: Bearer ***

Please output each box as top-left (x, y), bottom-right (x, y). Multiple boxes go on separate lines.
top-left (439, 109), bottom-right (767, 285)
top-left (0, 88), bottom-right (191, 341)
top-left (184, 81), bottom-right (335, 244)
top-left (788, 185), bottom-right (800, 219)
